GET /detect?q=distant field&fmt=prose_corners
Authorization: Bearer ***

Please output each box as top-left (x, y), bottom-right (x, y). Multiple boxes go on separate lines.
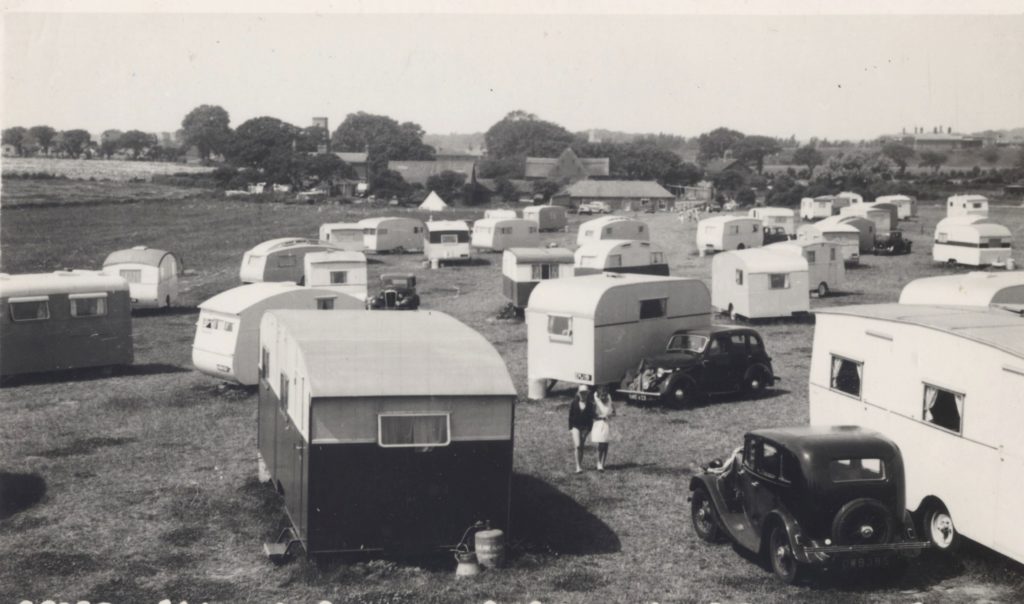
top-left (1, 179), bottom-right (1023, 603)
top-left (1, 157), bottom-right (215, 181)
top-left (0, 178), bottom-right (212, 207)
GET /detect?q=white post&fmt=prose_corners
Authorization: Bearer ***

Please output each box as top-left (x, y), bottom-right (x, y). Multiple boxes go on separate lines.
top-left (527, 378), bottom-right (547, 400)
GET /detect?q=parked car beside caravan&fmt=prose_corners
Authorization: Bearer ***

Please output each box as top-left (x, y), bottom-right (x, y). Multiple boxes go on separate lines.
top-left (102, 246), bottom-right (181, 309)
top-left (367, 273), bottom-right (420, 310)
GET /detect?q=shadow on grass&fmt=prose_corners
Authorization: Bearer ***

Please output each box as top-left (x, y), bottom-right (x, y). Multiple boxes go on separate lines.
top-left (35, 436), bottom-right (136, 459)
top-left (816, 291), bottom-right (858, 299)
top-left (0, 363), bottom-right (190, 387)
top-left (0, 472), bottom-right (47, 519)
top-left (627, 388), bottom-right (792, 413)
top-left (133, 306), bottom-right (200, 318)
top-left (846, 262), bottom-right (874, 270)
top-left (511, 472), bottom-right (621, 556)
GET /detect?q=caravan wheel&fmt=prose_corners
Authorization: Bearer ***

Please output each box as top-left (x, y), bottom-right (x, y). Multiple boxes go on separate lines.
top-left (947, 258), bottom-right (957, 267)
top-left (394, 246), bottom-right (406, 254)
top-left (737, 244), bottom-right (746, 250)
top-left (923, 502), bottom-right (960, 553)
top-left (817, 282), bottom-right (829, 298)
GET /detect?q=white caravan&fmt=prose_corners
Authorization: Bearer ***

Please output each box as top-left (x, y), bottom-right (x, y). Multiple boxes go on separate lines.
top-left (711, 248), bottom-right (810, 319)
top-left (303, 250), bottom-right (368, 301)
top-left (102, 246), bottom-right (180, 309)
top-left (695, 215), bottom-right (763, 256)
top-left (502, 247), bottom-right (576, 308)
top-left (809, 303), bottom-right (1024, 564)
top-left (800, 196), bottom-right (834, 220)
top-left (839, 204), bottom-right (894, 234)
top-left (875, 194), bottom-right (917, 219)
top-left (797, 221), bottom-right (861, 265)
top-left (484, 209), bottom-right (518, 219)
top-left (946, 194), bottom-right (989, 218)
top-left (239, 238), bottom-right (341, 284)
top-left (576, 216), bottom-right (650, 246)
top-left (522, 205), bottom-right (568, 231)
top-left (472, 218), bottom-right (540, 252)
top-left (768, 240), bottom-right (846, 297)
top-left (749, 207), bottom-right (798, 236)
top-left (424, 220), bottom-right (472, 263)
top-left (525, 273), bottom-right (711, 398)
top-left (359, 217), bottom-right (426, 253)
top-left (899, 272), bottom-right (1024, 308)
top-left (574, 240), bottom-right (669, 276)
top-left (932, 216), bottom-right (1013, 267)
top-left (318, 222), bottom-right (366, 251)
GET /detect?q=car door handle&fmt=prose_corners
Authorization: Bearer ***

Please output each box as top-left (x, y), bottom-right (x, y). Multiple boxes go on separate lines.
top-left (749, 479), bottom-right (760, 487)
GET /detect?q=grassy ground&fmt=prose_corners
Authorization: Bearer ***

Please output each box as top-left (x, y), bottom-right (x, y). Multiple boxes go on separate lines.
top-left (2, 179), bottom-right (1024, 603)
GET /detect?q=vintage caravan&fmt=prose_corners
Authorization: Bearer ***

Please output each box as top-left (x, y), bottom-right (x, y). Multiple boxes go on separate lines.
top-left (818, 214), bottom-right (876, 254)
top-left (875, 194), bottom-right (917, 219)
top-left (574, 240), bottom-right (669, 276)
top-left (303, 250), bottom-right (368, 301)
top-left (525, 273), bottom-right (712, 398)
top-left (424, 220), bottom-right (472, 263)
top-left (947, 194), bottom-right (989, 218)
top-left (102, 246), bottom-right (180, 309)
top-left (0, 271), bottom-right (133, 377)
top-left (899, 272), bottom-right (1024, 308)
top-left (484, 209), bottom-right (518, 220)
top-left (839, 204), bottom-right (894, 234)
top-left (808, 304), bottom-right (1024, 564)
top-left (576, 216), bottom-right (650, 246)
top-left (240, 238), bottom-right (340, 284)
top-left (257, 310), bottom-right (516, 555)
top-left (833, 191), bottom-right (863, 212)
top-left (318, 222), bottom-right (365, 251)
top-left (797, 220), bottom-right (861, 265)
top-left (522, 205), bottom-right (568, 231)
top-left (695, 215), bottom-right (763, 256)
top-left (932, 216), bottom-right (1013, 267)
top-left (502, 247), bottom-right (575, 308)
top-left (711, 248), bottom-right (810, 319)
top-left (359, 217), bottom-right (426, 253)
top-left (472, 218), bottom-right (540, 252)
top-left (192, 282), bottom-right (362, 386)
top-left (768, 240), bottom-right (846, 297)
top-left (800, 196), bottom-right (834, 220)
top-left (748, 207), bottom-right (797, 236)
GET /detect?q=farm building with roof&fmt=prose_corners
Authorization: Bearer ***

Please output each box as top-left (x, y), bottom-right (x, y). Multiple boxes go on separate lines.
top-left (387, 155), bottom-right (477, 186)
top-left (525, 147), bottom-right (609, 182)
top-left (551, 180), bottom-right (675, 211)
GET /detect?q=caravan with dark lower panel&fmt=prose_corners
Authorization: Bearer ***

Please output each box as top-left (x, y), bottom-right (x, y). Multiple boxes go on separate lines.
top-left (574, 240), bottom-right (669, 276)
top-left (501, 247), bottom-right (576, 308)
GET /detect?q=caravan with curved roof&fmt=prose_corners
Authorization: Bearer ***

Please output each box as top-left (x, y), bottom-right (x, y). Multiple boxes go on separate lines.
top-left (318, 222), bottom-right (365, 251)
top-left (695, 215), bottom-right (763, 255)
top-left (359, 217), bottom-right (426, 253)
top-left (577, 216), bottom-right (650, 246)
top-left (103, 246), bottom-right (180, 309)
top-left (574, 240), bottom-right (669, 276)
top-left (522, 205), bottom-right (568, 231)
top-left (899, 272), bottom-right (1024, 308)
top-left (932, 216), bottom-right (1013, 266)
top-left (472, 218), bottom-right (540, 251)
top-left (240, 238), bottom-right (341, 284)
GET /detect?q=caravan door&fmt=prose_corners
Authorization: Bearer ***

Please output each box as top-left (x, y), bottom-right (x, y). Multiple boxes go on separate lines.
top-left (995, 367), bottom-right (1024, 562)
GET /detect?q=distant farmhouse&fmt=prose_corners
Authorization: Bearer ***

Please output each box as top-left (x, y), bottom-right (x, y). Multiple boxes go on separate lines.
top-left (886, 126), bottom-right (984, 151)
top-left (387, 154), bottom-right (478, 186)
top-left (525, 147), bottom-right (609, 182)
top-left (551, 179), bottom-right (675, 211)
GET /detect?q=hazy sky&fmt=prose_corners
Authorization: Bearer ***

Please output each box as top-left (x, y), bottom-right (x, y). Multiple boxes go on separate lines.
top-left (3, 9), bottom-right (1023, 140)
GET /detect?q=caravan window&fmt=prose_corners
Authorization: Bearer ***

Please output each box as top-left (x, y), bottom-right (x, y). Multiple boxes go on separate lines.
top-left (547, 315), bottom-right (573, 341)
top-left (316, 297), bottom-right (336, 310)
top-left (440, 234), bottom-right (458, 244)
top-left (830, 355), bottom-right (863, 397)
top-left (529, 226), bottom-right (538, 234)
top-left (923, 384), bottom-right (964, 434)
top-left (9, 298), bottom-right (50, 322)
top-left (736, 269), bottom-right (744, 285)
top-left (830, 247), bottom-right (837, 261)
top-left (805, 250), bottom-right (816, 264)
top-left (260, 347), bottom-right (270, 380)
top-left (120, 269), bottom-right (142, 283)
top-left (603, 227), bottom-right (613, 235)
top-left (769, 274), bottom-right (790, 289)
top-left (330, 271), bottom-right (348, 284)
top-left (378, 414), bottom-right (451, 448)
top-left (651, 252), bottom-right (664, 264)
top-left (936, 231), bottom-right (949, 243)
top-left (279, 374), bottom-right (289, 410)
top-left (532, 264), bottom-right (558, 280)
top-left (728, 225), bottom-right (739, 235)
top-left (972, 202), bottom-right (983, 209)
top-left (584, 229), bottom-right (594, 238)
top-left (70, 294), bottom-right (107, 318)
top-left (752, 224), bottom-right (759, 233)
top-left (277, 255), bottom-right (297, 268)
top-left (362, 228), bottom-right (376, 235)
top-left (639, 298), bottom-right (667, 320)
top-left (607, 254), bottom-right (623, 268)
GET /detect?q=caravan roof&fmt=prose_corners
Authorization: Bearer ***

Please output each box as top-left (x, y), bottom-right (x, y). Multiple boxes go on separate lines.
top-left (267, 310), bottom-right (516, 397)
top-left (726, 248), bottom-right (808, 273)
top-left (699, 214), bottom-right (759, 227)
top-left (198, 282), bottom-right (311, 315)
top-left (899, 272), bottom-right (1024, 307)
top-left (246, 238), bottom-right (325, 255)
top-left (814, 216), bottom-right (862, 232)
top-left (305, 250), bottom-right (366, 264)
top-left (425, 220), bottom-right (469, 232)
top-left (0, 270), bottom-right (128, 297)
top-left (875, 194), bottom-right (912, 204)
top-left (936, 215), bottom-right (995, 228)
top-left (749, 207), bottom-right (794, 217)
top-left (505, 247), bottom-right (575, 263)
top-left (528, 273), bottom-right (704, 320)
top-left (103, 246), bottom-right (174, 267)
top-left (815, 304), bottom-right (1024, 359)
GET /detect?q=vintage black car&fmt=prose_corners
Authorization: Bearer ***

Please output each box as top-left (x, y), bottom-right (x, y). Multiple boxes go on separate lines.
top-left (618, 326), bottom-right (777, 407)
top-left (873, 230), bottom-right (913, 255)
top-left (690, 426), bottom-right (928, 584)
top-left (762, 226), bottom-right (792, 245)
top-left (367, 273), bottom-right (420, 310)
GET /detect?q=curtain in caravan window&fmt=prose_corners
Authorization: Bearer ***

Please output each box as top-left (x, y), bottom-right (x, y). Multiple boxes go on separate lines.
top-left (379, 415), bottom-right (450, 447)
top-left (923, 384), bottom-right (964, 433)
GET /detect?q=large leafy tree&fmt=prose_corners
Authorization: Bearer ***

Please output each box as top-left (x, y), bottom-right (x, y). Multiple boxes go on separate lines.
top-left (2, 126), bottom-right (28, 155)
top-left (813, 152), bottom-right (894, 196)
top-left (59, 129), bottom-right (93, 158)
top-left (484, 110), bottom-right (575, 159)
top-left (732, 135), bottom-right (781, 174)
top-left (919, 150), bottom-right (948, 174)
top-left (331, 112), bottom-right (435, 185)
top-left (425, 170), bottom-right (467, 201)
top-left (100, 129), bottom-right (123, 158)
top-left (119, 130), bottom-right (158, 159)
top-left (28, 125), bottom-right (58, 154)
top-left (371, 169), bottom-right (412, 200)
top-left (697, 127), bottom-right (745, 163)
top-left (881, 142), bottom-right (916, 174)
top-left (792, 145), bottom-right (824, 175)
top-left (181, 104), bottom-right (232, 162)
top-left (227, 117), bottom-right (302, 169)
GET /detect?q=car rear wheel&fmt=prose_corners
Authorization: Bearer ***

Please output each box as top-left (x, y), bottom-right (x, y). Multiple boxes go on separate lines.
top-left (690, 485), bottom-right (723, 543)
top-left (743, 367), bottom-right (770, 396)
top-left (923, 502), bottom-right (960, 553)
top-left (768, 525), bottom-right (804, 585)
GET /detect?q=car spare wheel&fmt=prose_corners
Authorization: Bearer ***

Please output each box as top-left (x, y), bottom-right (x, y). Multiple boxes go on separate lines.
top-left (923, 502), bottom-right (960, 552)
top-left (831, 498), bottom-right (893, 546)
top-left (690, 485), bottom-right (723, 543)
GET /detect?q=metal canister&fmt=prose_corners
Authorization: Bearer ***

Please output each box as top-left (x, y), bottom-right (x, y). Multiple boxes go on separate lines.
top-left (474, 529), bottom-right (505, 569)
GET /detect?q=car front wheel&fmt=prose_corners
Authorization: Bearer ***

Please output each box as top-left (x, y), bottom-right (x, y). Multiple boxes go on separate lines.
top-left (662, 376), bottom-right (697, 409)
top-left (690, 485), bottom-right (723, 543)
top-left (768, 525), bottom-right (804, 585)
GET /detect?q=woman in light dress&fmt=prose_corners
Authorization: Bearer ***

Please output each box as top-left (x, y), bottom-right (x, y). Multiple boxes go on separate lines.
top-left (591, 385), bottom-right (615, 471)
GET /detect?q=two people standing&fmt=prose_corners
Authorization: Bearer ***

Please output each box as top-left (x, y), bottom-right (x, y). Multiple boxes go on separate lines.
top-left (568, 384), bottom-right (614, 473)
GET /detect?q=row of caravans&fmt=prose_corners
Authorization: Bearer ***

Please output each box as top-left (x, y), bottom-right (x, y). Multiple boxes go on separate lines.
top-left (808, 275), bottom-right (1024, 564)
top-left (800, 192), bottom-right (918, 221)
top-left (485, 206), bottom-right (569, 231)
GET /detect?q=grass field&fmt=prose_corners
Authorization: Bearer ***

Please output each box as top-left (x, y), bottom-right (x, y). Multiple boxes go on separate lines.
top-left (1, 157), bottom-right (216, 182)
top-left (2, 178), bottom-right (1023, 603)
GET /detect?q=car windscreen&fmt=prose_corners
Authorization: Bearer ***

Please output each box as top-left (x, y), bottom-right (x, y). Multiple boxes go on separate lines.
top-left (666, 334), bottom-right (709, 354)
top-left (829, 458), bottom-right (886, 482)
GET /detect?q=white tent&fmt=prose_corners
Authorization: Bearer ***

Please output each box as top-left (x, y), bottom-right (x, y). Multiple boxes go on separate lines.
top-left (419, 190), bottom-right (448, 210)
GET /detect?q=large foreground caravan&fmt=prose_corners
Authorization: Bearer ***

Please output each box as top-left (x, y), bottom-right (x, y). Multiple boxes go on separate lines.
top-left (576, 216), bottom-right (650, 246)
top-left (695, 215), bottom-right (763, 256)
top-left (240, 238), bottom-right (340, 284)
top-left (932, 216), bottom-right (1013, 267)
top-left (899, 272), bottom-right (1024, 308)
top-left (424, 220), bottom-right (472, 263)
top-left (303, 251), bottom-right (368, 301)
top-left (574, 240), bottom-right (669, 276)
top-left (797, 220), bottom-right (861, 265)
top-left (522, 205), bottom-right (568, 231)
top-left (711, 248), bottom-right (810, 319)
top-left (875, 194), bottom-right (917, 220)
top-left (502, 247), bottom-right (575, 308)
top-left (800, 196), bottom-right (834, 220)
top-left (471, 218), bottom-right (539, 252)
top-left (318, 222), bottom-right (365, 251)
top-left (0, 271), bottom-right (133, 377)
top-left (359, 217), bottom-right (426, 253)
top-left (768, 240), bottom-right (846, 297)
top-left (808, 304), bottom-right (1024, 564)
top-left (102, 246), bottom-right (180, 309)
top-left (257, 310), bottom-right (515, 555)
top-left (525, 273), bottom-right (712, 398)
top-left (947, 194), bottom-right (989, 218)
top-left (192, 282), bottom-right (362, 386)
top-left (748, 207), bottom-right (797, 236)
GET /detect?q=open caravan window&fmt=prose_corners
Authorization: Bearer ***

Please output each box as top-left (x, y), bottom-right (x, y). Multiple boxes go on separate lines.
top-left (923, 384), bottom-right (964, 434)
top-left (547, 315), bottom-right (573, 342)
top-left (378, 414), bottom-right (451, 448)
top-left (8, 297), bottom-right (50, 322)
top-left (830, 355), bottom-right (863, 398)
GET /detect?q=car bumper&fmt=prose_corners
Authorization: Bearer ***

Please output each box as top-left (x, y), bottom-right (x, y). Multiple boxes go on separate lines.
top-left (798, 540), bottom-right (930, 565)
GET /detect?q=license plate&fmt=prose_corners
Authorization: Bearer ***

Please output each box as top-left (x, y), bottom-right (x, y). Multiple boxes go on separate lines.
top-left (842, 556), bottom-right (889, 569)
top-left (631, 393), bottom-right (655, 402)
